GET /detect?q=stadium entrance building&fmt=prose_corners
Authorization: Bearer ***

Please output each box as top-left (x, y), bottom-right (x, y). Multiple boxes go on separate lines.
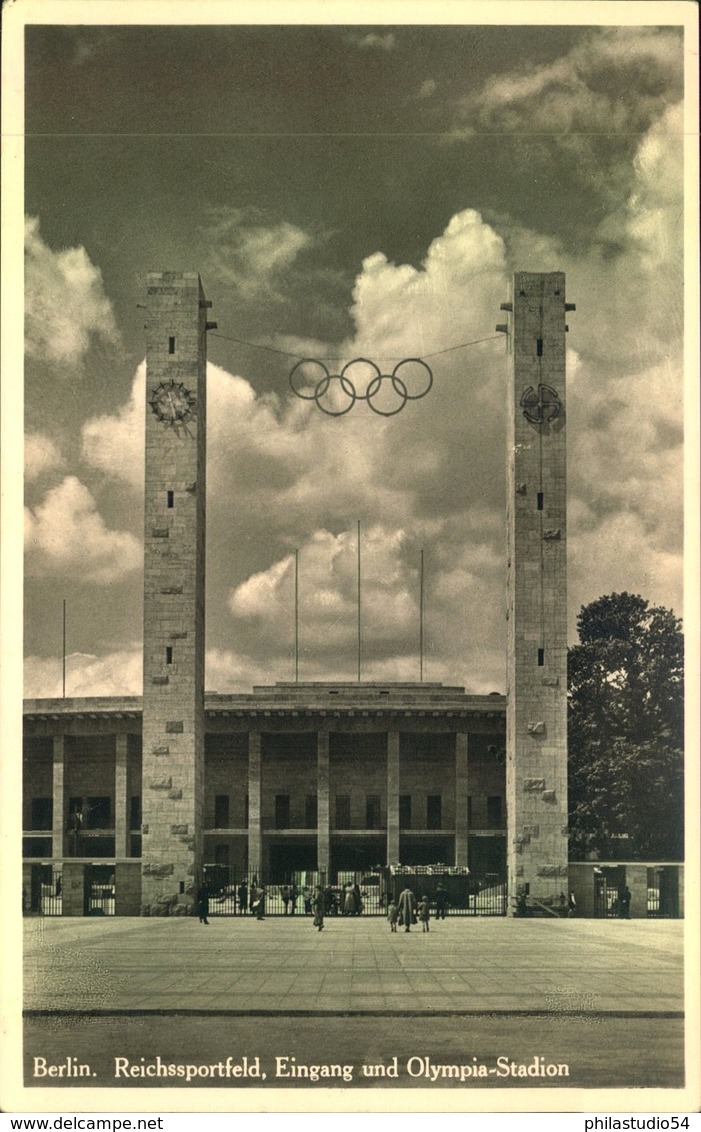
top-left (22, 270), bottom-right (598, 917)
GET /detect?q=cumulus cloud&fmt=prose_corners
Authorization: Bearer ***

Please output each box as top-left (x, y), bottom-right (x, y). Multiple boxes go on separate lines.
top-left (24, 646), bottom-right (278, 699)
top-left (81, 361), bottom-right (145, 488)
top-left (452, 27), bottom-right (683, 202)
top-left (24, 475), bottom-right (141, 583)
top-left (24, 649), bottom-right (143, 699)
top-left (25, 216), bottom-right (118, 366)
top-left (226, 522), bottom-right (505, 691)
top-left (74, 94), bottom-right (684, 689)
top-left (201, 207), bottom-right (313, 298)
top-left (415, 79), bottom-right (437, 100)
top-left (24, 432), bottom-right (65, 482)
top-left (351, 32), bottom-right (396, 51)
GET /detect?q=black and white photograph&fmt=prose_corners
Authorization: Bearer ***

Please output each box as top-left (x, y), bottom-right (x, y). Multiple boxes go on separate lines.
top-left (1, 0), bottom-right (699, 1116)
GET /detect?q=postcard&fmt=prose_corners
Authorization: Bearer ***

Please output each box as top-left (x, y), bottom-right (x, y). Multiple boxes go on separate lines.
top-left (1, 0), bottom-right (699, 1117)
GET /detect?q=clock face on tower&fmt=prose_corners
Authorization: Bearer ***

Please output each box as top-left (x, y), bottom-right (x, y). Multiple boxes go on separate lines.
top-left (149, 380), bottom-right (196, 424)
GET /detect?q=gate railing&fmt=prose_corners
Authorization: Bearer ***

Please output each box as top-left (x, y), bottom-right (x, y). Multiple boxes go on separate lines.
top-left (202, 866), bottom-right (507, 917)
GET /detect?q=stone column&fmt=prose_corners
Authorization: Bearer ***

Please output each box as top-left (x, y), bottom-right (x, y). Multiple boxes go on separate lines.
top-left (317, 729), bottom-right (330, 877)
top-left (115, 733), bottom-right (128, 859)
top-left (455, 732), bottom-right (468, 866)
top-left (626, 864), bottom-right (648, 920)
top-left (52, 735), bottom-right (65, 859)
top-left (247, 730), bottom-right (262, 877)
top-left (505, 272), bottom-right (571, 909)
top-left (387, 731), bottom-right (399, 865)
top-left (141, 272), bottom-right (209, 915)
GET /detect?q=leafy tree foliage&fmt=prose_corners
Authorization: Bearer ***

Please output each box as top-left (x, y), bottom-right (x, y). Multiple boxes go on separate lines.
top-left (567, 592), bottom-right (684, 860)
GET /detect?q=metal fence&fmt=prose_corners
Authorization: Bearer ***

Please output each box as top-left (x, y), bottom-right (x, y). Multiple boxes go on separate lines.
top-left (26, 866), bottom-right (63, 916)
top-left (203, 866), bottom-right (507, 917)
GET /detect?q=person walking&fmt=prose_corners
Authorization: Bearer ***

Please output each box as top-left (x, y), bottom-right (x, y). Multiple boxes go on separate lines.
top-left (238, 879), bottom-right (248, 915)
top-left (196, 883), bottom-right (210, 925)
top-left (618, 884), bottom-right (632, 919)
top-left (434, 883), bottom-right (448, 920)
top-left (281, 884), bottom-right (291, 915)
top-left (352, 882), bottom-right (362, 915)
top-left (418, 895), bottom-right (431, 932)
top-left (397, 886), bottom-right (416, 933)
top-left (312, 885), bottom-right (325, 932)
top-left (290, 882), bottom-right (299, 915)
top-left (343, 884), bottom-right (356, 916)
top-left (252, 882), bottom-right (266, 920)
top-left (387, 898), bottom-right (399, 932)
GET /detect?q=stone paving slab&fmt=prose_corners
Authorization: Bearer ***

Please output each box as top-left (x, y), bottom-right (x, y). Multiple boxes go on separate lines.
top-left (24, 916), bottom-right (683, 1015)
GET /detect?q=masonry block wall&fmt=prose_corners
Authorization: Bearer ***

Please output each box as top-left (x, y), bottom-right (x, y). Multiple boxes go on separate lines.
top-left (141, 272), bottom-right (209, 914)
top-left (505, 272), bottom-right (570, 907)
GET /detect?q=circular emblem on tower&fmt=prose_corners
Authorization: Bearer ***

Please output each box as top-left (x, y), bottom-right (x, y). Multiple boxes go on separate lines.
top-left (150, 380), bottom-right (196, 424)
top-left (520, 384), bottom-right (561, 425)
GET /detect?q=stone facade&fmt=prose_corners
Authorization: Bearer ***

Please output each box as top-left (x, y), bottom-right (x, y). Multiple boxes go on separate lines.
top-left (141, 273), bottom-right (209, 914)
top-left (505, 272), bottom-right (570, 907)
top-left (23, 685), bottom-right (507, 888)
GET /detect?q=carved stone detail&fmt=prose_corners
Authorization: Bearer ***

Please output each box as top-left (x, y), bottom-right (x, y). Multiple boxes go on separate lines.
top-left (523, 778), bottom-right (545, 792)
top-left (142, 862), bottom-right (174, 877)
top-left (148, 776), bottom-right (172, 790)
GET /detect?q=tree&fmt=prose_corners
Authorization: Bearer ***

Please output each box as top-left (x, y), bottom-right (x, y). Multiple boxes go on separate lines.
top-left (567, 592), bottom-right (684, 861)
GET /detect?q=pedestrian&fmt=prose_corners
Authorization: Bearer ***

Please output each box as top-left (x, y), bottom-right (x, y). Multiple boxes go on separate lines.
top-left (324, 886), bottom-right (338, 915)
top-left (238, 879), bottom-right (248, 915)
top-left (249, 877), bottom-right (258, 915)
top-left (303, 885), bottom-right (313, 915)
top-left (197, 883), bottom-right (210, 925)
top-left (418, 895), bottom-right (430, 932)
top-left (352, 882), bottom-right (362, 915)
top-left (252, 882), bottom-right (266, 920)
top-left (434, 882), bottom-right (448, 920)
top-left (397, 886), bottom-right (416, 933)
top-left (618, 884), bottom-right (631, 919)
top-left (312, 885), bottom-right (325, 932)
top-left (343, 884), bottom-right (355, 916)
top-left (387, 898), bottom-right (399, 932)
top-left (567, 891), bottom-right (577, 918)
top-left (290, 882), bottom-right (299, 915)
top-left (281, 884), bottom-right (291, 915)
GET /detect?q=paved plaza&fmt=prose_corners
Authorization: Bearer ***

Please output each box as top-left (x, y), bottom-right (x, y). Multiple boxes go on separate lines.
top-left (24, 914), bottom-right (683, 1014)
top-left (23, 916), bottom-right (686, 1092)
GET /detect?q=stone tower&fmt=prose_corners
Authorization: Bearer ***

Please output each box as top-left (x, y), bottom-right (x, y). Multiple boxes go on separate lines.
top-left (141, 272), bottom-right (213, 915)
top-left (502, 271), bottom-right (573, 910)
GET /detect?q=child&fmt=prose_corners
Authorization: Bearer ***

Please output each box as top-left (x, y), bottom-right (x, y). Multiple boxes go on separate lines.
top-left (387, 898), bottom-right (399, 932)
top-left (418, 895), bottom-right (430, 932)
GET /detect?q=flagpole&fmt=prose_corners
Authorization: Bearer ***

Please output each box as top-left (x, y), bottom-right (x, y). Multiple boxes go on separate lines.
top-left (294, 549), bottom-right (299, 683)
top-left (357, 520), bottom-right (361, 683)
top-left (420, 549), bottom-right (424, 683)
top-left (62, 598), bottom-right (66, 698)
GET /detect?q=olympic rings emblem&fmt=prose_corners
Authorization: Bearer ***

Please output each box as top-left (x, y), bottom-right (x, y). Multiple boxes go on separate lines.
top-left (289, 357), bottom-right (433, 416)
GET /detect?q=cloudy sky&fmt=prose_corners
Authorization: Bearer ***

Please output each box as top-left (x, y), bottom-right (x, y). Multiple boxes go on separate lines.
top-left (18, 10), bottom-right (691, 699)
